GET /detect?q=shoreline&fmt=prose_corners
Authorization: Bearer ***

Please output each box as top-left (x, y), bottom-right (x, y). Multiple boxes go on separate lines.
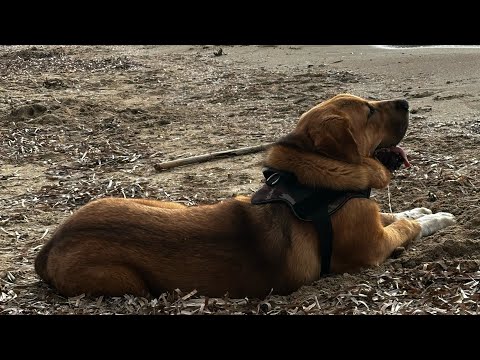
top-left (373, 45), bottom-right (480, 49)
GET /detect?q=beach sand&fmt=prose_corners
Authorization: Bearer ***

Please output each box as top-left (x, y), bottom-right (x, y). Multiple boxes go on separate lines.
top-left (0, 45), bottom-right (478, 314)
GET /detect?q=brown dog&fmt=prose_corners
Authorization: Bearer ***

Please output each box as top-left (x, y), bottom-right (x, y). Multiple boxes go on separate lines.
top-left (34, 94), bottom-right (456, 299)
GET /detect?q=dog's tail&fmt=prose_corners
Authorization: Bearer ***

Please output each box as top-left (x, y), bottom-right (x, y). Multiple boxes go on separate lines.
top-left (34, 238), bottom-right (54, 285)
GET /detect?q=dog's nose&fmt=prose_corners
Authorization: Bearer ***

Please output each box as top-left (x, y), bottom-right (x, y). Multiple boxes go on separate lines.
top-left (395, 99), bottom-right (409, 111)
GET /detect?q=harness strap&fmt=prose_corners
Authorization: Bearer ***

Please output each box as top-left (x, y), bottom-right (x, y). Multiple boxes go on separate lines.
top-left (251, 167), bottom-right (371, 276)
top-left (291, 188), bottom-right (338, 276)
top-left (312, 204), bottom-right (333, 276)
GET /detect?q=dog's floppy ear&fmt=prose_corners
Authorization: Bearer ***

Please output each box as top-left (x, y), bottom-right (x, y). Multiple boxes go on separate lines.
top-left (308, 115), bottom-right (361, 164)
top-left (275, 130), bottom-right (314, 152)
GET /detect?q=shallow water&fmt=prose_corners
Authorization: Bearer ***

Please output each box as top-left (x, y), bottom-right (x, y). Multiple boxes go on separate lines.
top-left (374, 45), bottom-right (480, 49)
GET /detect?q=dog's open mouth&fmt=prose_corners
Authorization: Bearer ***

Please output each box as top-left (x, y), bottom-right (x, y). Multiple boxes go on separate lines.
top-left (374, 146), bottom-right (411, 172)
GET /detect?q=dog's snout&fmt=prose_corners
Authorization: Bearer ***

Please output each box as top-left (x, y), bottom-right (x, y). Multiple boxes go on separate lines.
top-left (395, 99), bottom-right (409, 111)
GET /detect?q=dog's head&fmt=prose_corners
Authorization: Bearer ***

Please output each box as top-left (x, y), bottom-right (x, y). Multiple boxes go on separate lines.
top-left (278, 94), bottom-right (410, 170)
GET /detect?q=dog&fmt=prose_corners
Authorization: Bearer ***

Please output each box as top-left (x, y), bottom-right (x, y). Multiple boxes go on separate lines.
top-left (34, 94), bottom-right (456, 299)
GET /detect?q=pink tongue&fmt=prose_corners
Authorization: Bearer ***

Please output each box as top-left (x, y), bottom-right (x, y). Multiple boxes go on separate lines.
top-left (389, 146), bottom-right (411, 168)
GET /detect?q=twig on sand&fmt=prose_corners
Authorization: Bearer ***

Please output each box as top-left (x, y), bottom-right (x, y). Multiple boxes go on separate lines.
top-left (154, 143), bottom-right (273, 171)
top-left (387, 184), bottom-right (393, 213)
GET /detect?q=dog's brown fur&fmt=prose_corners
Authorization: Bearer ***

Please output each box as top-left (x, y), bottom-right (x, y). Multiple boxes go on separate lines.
top-left (35, 94), bottom-right (422, 299)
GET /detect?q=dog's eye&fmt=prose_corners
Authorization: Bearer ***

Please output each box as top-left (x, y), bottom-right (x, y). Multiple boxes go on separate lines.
top-left (367, 105), bottom-right (376, 118)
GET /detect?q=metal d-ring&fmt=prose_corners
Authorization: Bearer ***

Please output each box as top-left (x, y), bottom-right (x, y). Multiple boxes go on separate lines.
top-left (266, 172), bottom-right (281, 186)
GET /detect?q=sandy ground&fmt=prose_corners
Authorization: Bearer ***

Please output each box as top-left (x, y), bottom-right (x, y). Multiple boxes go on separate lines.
top-left (0, 45), bottom-right (478, 314)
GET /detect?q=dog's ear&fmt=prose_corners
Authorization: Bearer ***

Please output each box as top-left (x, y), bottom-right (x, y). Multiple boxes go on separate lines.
top-left (307, 116), bottom-right (361, 164)
top-left (275, 130), bottom-right (314, 152)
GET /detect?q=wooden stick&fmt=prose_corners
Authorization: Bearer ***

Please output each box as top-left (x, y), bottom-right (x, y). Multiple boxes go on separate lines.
top-left (154, 143), bottom-right (273, 171)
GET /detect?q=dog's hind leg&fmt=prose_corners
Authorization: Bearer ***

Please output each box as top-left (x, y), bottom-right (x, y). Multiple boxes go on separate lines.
top-left (52, 264), bottom-right (149, 298)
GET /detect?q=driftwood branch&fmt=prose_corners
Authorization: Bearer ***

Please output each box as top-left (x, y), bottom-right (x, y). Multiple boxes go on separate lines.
top-left (154, 143), bottom-right (273, 171)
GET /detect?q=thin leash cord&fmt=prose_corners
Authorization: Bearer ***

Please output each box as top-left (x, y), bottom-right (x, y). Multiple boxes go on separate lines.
top-left (387, 184), bottom-right (393, 213)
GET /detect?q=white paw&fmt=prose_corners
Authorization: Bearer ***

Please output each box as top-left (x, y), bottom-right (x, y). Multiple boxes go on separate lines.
top-left (396, 207), bottom-right (432, 220)
top-left (416, 212), bottom-right (456, 238)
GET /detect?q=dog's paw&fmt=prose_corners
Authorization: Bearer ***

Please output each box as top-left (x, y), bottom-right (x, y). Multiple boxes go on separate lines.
top-left (416, 212), bottom-right (456, 238)
top-left (396, 207), bottom-right (432, 220)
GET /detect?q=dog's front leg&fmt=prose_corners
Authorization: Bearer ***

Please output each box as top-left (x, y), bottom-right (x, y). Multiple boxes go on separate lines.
top-left (381, 207), bottom-right (455, 238)
top-left (375, 219), bottom-right (423, 263)
top-left (377, 209), bottom-right (456, 261)
top-left (380, 207), bottom-right (432, 227)
top-left (414, 212), bottom-right (456, 239)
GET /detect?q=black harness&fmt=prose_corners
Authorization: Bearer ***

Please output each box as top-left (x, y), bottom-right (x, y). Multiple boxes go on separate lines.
top-left (251, 167), bottom-right (371, 276)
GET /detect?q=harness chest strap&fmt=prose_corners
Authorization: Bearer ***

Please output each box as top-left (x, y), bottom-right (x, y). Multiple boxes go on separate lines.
top-left (251, 168), bottom-right (371, 276)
